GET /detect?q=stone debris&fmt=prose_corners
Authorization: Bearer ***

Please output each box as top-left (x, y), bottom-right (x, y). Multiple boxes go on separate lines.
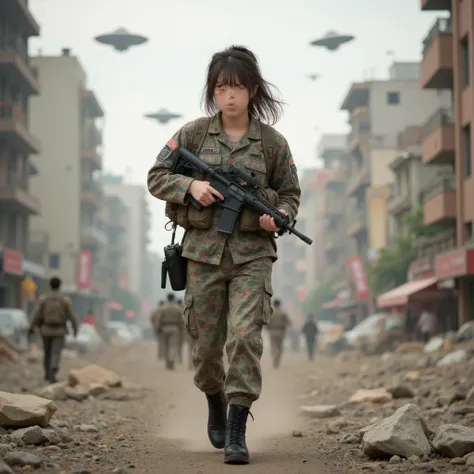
top-left (3, 451), bottom-right (42, 468)
top-left (349, 388), bottom-right (392, 404)
top-left (0, 392), bottom-right (57, 428)
top-left (432, 424), bottom-right (474, 458)
top-left (68, 364), bottom-right (122, 388)
top-left (361, 404), bottom-right (431, 459)
top-left (299, 405), bottom-right (341, 418)
top-left (9, 425), bottom-right (61, 446)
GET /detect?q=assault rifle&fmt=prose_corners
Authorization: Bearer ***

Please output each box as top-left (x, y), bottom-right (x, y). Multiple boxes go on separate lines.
top-left (171, 147), bottom-right (312, 245)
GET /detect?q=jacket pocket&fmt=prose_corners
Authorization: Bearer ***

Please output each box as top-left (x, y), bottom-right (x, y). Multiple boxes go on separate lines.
top-left (256, 279), bottom-right (273, 326)
top-left (182, 294), bottom-right (198, 338)
top-left (238, 188), bottom-right (279, 233)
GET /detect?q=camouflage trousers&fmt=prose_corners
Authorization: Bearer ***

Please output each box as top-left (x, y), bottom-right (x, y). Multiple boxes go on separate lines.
top-left (183, 246), bottom-right (273, 408)
top-left (161, 326), bottom-right (181, 363)
top-left (268, 330), bottom-right (286, 368)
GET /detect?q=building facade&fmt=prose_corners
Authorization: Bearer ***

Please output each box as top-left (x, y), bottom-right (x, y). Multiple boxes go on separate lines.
top-left (419, 0), bottom-right (474, 326)
top-left (28, 49), bottom-right (106, 318)
top-left (0, 1), bottom-right (46, 308)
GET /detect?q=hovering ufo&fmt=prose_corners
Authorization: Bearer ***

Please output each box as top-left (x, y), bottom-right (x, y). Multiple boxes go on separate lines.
top-left (144, 108), bottom-right (182, 124)
top-left (306, 74), bottom-right (320, 81)
top-left (310, 31), bottom-right (354, 51)
top-left (94, 27), bottom-right (148, 52)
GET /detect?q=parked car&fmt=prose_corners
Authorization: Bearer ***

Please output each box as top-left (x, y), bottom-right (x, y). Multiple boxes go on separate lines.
top-left (0, 308), bottom-right (30, 352)
top-left (341, 313), bottom-right (403, 355)
top-left (65, 323), bottom-right (104, 354)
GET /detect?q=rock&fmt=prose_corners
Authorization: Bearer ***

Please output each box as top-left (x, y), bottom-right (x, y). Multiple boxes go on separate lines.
top-left (65, 385), bottom-right (90, 401)
top-left (465, 385), bottom-right (474, 406)
top-left (389, 455), bottom-right (402, 464)
top-left (3, 451), bottom-right (42, 468)
top-left (300, 405), bottom-right (341, 418)
top-left (292, 430), bottom-right (303, 437)
top-left (424, 337), bottom-right (445, 354)
top-left (450, 457), bottom-right (465, 465)
top-left (0, 391), bottom-right (57, 428)
top-left (349, 389), bottom-right (392, 404)
top-left (465, 452), bottom-right (474, 466)
top-left (340, 434), bottom-right (359, 444)
top-left (88, 384), bottom-right (108, 397)
top-left (396, 342), bottom-right (425, 354)
top-left (76, 424), bottom-right (99, 433)
top-left (37, 382), bottom-right (68, 401)
top-left (326, 418), bottom-right (349, 434)
top-left (432, 424), bottom-right (474, 458)
top-left (437, 350), bottom-right (467, 367)
top-left (387, 385), bottom-right (415, 399)
top-left (10, 425), bottom-right (56, 445)
top-left (0, 462), bottom-right (12, 474)
top-left (68, 364), bottom-right (121, 388)
top-left (362, 404), bottom-right (431, 459)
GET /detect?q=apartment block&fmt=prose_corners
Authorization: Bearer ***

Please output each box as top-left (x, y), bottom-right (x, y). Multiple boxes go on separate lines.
top-left (417, 0), bottom-right (474, 327)
top-left (341, 61), bottom-right (452, 262)
top-left (102, 175), bottom-right (151, 321)
top-left (28, 48), bottom-right (106, 318)
top-left (0, 0), bottom-right (45, 308)
top-left (317, 134), bottom-right (352, 295)
top-left (388, 125), bottom-right (451, 241)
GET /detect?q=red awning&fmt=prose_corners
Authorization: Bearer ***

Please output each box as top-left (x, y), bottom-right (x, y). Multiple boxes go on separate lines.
top-left (376, 277), bottom-right (437, 308)
top-left (321, 299), bottom-right (340, 309)
top-left (107, 301), bottom-right (123, 311)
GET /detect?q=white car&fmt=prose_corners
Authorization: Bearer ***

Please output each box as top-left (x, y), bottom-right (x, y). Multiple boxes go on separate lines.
top-left (65, 323), bottom-right (104, 354)
top-left (0, 308), bottom-right (30, 352)
top-left (106, 321), bottom-right (135, 345)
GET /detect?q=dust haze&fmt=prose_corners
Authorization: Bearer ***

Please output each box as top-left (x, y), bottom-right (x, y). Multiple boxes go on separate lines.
top-left (151, 348), bottom-right (306, 452)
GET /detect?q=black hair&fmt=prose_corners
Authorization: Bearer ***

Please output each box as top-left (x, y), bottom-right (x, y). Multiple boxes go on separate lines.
top-left (50, 276), bottom-right (61, 290)
top-left (167, 293), bottom-right (175, 301)
top-left (273, 299), bottom-right (281, 307)
top-left (202, 45), bottom-right (284, 125)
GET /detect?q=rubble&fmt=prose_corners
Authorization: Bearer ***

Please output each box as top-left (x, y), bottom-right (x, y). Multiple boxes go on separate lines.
top-left (0, 337), bottom-right (20, 366)
top-left (299, 405), bottom-right (341, 418)
top-left (68, 364), bottom-right (122, 388)
top-left (432, 424), bottom-right (474, 458)
top-left (361, 404), bottom-right (432, 459)
top-left (0, 392), bottom-right (57, 428)
top-left (349, 388), bottom-right (392, 404)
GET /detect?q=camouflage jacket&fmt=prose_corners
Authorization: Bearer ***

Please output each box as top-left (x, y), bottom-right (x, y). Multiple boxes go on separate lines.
top-left (147, 114), bottom-right (301, 265)
top-left (267, 308), bottom-right (291, 331)
top-left (29, 291), bottom-right (78, 338)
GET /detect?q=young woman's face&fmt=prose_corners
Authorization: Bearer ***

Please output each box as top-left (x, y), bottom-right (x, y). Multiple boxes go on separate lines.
top-left (214, 76), bottom-right (250, 119)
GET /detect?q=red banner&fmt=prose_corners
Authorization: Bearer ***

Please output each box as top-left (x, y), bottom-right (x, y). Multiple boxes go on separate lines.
top-left (2, 249), bottom-right (23, 276)
top-left (77, 250), bottom-right (92, 289)
top-left (347, 256), bottom-right (370, 300)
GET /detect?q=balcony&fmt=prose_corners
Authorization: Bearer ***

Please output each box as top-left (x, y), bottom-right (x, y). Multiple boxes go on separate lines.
top-left (347, 208), bottom-right (368, 237)
top-left (421, 18), bottom-right (453, 89)
top-left (0, 36), bottom-right (40, 94)
top-left (80, 148), bottom-right (102, 171)
top-left (5, 0), bottom-right (40, 36)
top-left (422, 175), bottom-right (457, 225)
top-left (388, 192), bottom-right (411, 216)
top-left (347, 128), bottom-right (370, 153)
top-left (397, 126), bottom-right (423, 153)
top-left (421, 0), bottom-right (451, 11)
top-left (81, 225), bottom-right (107, 249)
top-left (346, 164), bottom-right (370, 196)
top-left (0, 179), bottom-right (40, 214)
top-left (81, 180), bottom-right (103, 208)
top-left (422, 108), bottom-right (455, 164)
top-left (82, 90), bottom-right (104, 118)
top-left (0, 102), bottom-right (40, 154)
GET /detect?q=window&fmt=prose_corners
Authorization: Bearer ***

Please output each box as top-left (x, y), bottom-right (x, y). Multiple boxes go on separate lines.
top-left (387, 91), bottom-right (400, 105)
top-left (464, 222), bottom-right (473, 241)
top-left (461, 36), bottom-right (470, 87)
top-left (49, 253), bottom-right (60, 269)
top-left (464, 124), bottom-right (471, 177)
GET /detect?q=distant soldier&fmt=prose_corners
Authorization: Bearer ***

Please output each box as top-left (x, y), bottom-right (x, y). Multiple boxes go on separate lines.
top-left (150, 301), bottom-right (164, 359)
top-left (155, 293), bottom-right (183, 370)
top-left (302, 314), bottom-right (319, 361)
top-left (28, 276), bottom-right (78, 383)
top-left (266, 299), bottom-right (291, 368)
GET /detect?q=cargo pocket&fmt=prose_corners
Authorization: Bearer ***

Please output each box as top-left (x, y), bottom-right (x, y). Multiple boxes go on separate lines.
top-left (256, 279), bottom-right (273, 326)
top-left (165, 202), bottom-right (190, 229)
top-left (182, 294), bottom-right (198, 338)
top-left (239, 187), bottom-right (279, 233)
top-left (188, 205), bottom-right (213, 229)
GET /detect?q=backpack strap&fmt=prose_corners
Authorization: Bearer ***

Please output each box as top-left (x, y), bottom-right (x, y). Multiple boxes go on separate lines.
top-left (260, 122), bottom-right (277, 187)
top-left (190, 117), bottom-right (211, 155)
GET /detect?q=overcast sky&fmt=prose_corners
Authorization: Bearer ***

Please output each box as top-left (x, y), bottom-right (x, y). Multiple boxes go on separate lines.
top-left (29, 0), bottom-right (441, 254)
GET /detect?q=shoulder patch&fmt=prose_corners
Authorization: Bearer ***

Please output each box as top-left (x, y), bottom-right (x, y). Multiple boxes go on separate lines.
top-left (158, 138), bottom-right (179, 162)
top-left (288, 154), bottom-right (298, 183)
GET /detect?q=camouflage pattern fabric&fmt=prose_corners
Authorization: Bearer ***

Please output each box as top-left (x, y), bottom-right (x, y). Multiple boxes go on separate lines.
top-left (183, 245), bottom-right (273, 407)
top-left (147, 114), bottom-right (301, 265)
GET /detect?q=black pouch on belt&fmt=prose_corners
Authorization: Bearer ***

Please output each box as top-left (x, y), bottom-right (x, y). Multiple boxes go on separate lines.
top-left (161, 224), bottom-right (187, 291)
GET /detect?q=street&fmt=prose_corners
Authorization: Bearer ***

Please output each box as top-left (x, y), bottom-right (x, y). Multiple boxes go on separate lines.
top-left (3, 340), bottom-right (474, 473)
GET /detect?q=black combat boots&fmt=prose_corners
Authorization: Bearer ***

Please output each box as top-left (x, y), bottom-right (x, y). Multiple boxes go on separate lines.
top-left (206, 390), bottom-right (228, 449)
top-left (224, 404), bottom-right (251, 464)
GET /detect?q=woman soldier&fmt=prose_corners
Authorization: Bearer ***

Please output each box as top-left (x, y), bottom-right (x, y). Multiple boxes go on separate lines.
top-left (147, 45), bottom-right (301, 465)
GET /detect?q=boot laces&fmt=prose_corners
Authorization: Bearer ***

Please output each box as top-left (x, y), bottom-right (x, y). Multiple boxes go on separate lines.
top-left (228, 411), bottom-right (254, 445)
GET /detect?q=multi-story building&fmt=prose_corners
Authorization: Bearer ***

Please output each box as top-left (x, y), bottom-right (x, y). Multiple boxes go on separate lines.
top-left (418, 0), bottom-right (474, 327)
top-left (28, 48), bottom-right (106, 318)
top-left (388, 125), bottom-right (451, 240)
top-left (0, 1), bottom-right (46, 308)
top-left (341, 61), bottom-right (452, 263)
top-left (102, 174), bottom-right (151, 323)
top-left (317, 134), bottom-right (352, 295)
